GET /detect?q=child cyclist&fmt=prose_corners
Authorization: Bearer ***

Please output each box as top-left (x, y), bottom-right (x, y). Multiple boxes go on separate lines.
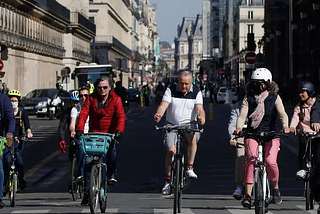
top-left (234, 68), bottom-right (290, 208)
top-left (4, 90), bottom-right (33, 191)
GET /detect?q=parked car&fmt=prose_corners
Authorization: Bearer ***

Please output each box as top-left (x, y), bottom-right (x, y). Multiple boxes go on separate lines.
top-left (216, 87), bottom-right (227, 103)
top-left (127, 87), bottom-right (140, 103)
top-left (21, 88), bottom-right (70, 119)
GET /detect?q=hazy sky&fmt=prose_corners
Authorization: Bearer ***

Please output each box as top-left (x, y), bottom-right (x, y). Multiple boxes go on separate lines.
top-left (149, 0), bottom-right (204, 45)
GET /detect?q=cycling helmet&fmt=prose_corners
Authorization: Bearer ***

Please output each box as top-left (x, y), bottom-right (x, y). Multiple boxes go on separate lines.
top-left (70, 90), bottom-right (79, 101)
top-left (251, 68), bottom-right (272, 82)
top-left (298, 81), bottom-right (315, 97)
top-left (8, 90), bottom-right (21, 98)
top-left (79, 85), bottom-right (90, 91)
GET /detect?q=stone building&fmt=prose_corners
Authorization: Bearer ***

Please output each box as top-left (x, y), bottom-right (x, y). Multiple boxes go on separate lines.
top-left (174, 15), bottom-right (203, 74)
top-left (0, 0), bottom-right (95, 95)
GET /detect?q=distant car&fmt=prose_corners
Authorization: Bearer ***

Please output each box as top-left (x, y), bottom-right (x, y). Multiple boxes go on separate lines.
top-left (21, 88), bottom-right (70, 119)
top-left (216, 87), bottom-right (227, 103)
top-left (127, 87), bottom-right (140, 103)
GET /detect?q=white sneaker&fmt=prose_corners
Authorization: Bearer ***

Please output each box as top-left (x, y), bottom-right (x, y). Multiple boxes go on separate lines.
top-left (233, 187), bottom-right (243, 200)
top-left (162, 182), bottom-right (171, 195)
top-left (296, 169), bottom-right (307, 179)
top-left (186, 168), bottom-right (198, 179)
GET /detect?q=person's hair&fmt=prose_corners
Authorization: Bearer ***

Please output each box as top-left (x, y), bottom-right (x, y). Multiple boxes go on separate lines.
top-left (79, 86), bottom-right (89, 93)
top-left (115, 81), bottom-right (121, 87)
top-left (179, 71), bottom-right (192, 79)
top-left (93, 76), bottom-right (114, 93)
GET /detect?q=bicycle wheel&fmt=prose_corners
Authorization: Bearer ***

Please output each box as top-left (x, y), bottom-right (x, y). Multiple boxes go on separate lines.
top-left (89, 165), bottom-right (99, 214)
top-left (9, 173), bottom-right (17, 207)
top-left (254, 168), bottom-right (265, 214)
top-left (71, 157), bottom-right (79, 201)
top-left (306, 180), bottom-right (314, 210)
top-left (99, 164), bottom-right (107, 213)
top-left (173, 158), bottom-right (181, 214)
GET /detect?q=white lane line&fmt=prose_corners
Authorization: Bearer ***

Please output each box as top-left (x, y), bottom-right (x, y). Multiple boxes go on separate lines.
top-left (225, 206), bottom-right (274, 214)
top-left (12, 210), bottom-right (50, 213)
top-left (82, 208), bottom-right (119, 213)
top-left (296, 205), bottom-right (319, 213)
top-left (154, 208), bottom-right (195, 213)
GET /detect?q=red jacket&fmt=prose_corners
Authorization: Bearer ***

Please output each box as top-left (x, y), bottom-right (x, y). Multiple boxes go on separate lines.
top-left (76, 91), bottom-right (125, 133)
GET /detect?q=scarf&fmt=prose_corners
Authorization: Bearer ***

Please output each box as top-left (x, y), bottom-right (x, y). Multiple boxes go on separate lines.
top-left (249, 90), bottom-right (269, 129)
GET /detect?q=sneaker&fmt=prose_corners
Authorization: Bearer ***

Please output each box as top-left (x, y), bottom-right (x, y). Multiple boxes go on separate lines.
top-left (233, 187), bottom-right (243, 200)
top-left (19, 179), bottom-right (26, 190)
top-left (81, 194), bottom-right (89, 206)
top-left (108, 175), bottom-right (117, 185)
top-left (241, 194), bottom-right (251, 208)
top-left (0, 198), bottom-right (5, 208)
top-left (162, 181), bottom-right (171, 195)
top-left (296, 169), bottom-right (307, 179)
top-left (272, 189), bottom-right (282, 204)
top-left (186, 167), bottom-right (198, 179)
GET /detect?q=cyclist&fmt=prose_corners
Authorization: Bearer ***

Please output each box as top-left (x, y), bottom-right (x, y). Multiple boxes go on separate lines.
top-left (154, 70), bottom-right (205, 195)
top-left (76, 76), bottom-right (125, 206)
top-left (234, 68), bottom-right (290, 208)
top-left (228, 86), bottom-right (246, 200)
top-left (70, 87), bottom-right (90, 181)
top-left (289, 81), bottom-right (320, 179)
top-left (0, 91), bottom-right (15, 208)
top-left (3, 90), bottom-right (33, 192)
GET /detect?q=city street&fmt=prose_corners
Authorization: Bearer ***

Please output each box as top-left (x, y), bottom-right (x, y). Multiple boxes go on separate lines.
top-left (0, 97), bottom-right (313, 214)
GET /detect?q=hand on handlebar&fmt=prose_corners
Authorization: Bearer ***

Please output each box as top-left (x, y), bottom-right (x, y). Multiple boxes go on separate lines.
top-left (197, 115), bottom-right (205, 126)
top-left (283, 127), bottom-right (290, 134)
top-left (290, 127), bottom-right (296, 135)
top-left (154, 113), bottom-right (162, 122)
top-left (311, 123), bottom-right (320, 133)
top-left (234, 128), bottom-right (242, 135)
top-left (59, 140), bottom-right (66, 153)
top-left (229, 139), bottom-right (237, 147)
top-left (70, 131), bottom-right (76, 138)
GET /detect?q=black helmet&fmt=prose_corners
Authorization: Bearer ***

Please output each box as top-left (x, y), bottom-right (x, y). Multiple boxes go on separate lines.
top-left (298, 81), bottom-right (315, 97)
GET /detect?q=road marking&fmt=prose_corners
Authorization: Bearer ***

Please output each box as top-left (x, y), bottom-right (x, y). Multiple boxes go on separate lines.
top-left (82, 208), bottom-right (119, 213)
top-left (24, 149), bottom-right (61, 179)
top-left (38, 167), bottom-right (68, 187)
top-left (154, 208), bottom-right (194, 213)
top-left (225, 206), bottom-right (274, 214)
top-left (296, 205), bottom-right (319, 213)
top-left (12, 210), bottom-right (50, 213)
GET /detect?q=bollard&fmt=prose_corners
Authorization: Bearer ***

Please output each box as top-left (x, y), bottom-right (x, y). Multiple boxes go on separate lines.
top-left (209, 103), bottom-right (214, 120)
top-left (140, 95), bottom-right (144, 107)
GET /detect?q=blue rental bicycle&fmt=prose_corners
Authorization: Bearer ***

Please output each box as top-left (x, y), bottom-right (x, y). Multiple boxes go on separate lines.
top-left (80, 132), bottom-right (116, 214)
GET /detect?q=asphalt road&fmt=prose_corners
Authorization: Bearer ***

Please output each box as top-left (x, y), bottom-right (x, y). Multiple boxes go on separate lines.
top-left (0, 96), bottom-right (315, 214)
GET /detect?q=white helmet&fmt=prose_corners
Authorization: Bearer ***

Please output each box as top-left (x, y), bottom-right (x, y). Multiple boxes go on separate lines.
top-left (251, 68), bottom-right (272, 82)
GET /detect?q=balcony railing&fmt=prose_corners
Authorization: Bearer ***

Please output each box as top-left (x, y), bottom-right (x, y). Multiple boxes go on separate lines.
top-left (36, 0), bottom-right (70, 21)
top-left (71, 12), bottom-right (96, 34)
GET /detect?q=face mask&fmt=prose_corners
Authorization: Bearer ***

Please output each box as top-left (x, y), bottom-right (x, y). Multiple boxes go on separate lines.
top-left (252, 82), bottom-right (266, 95)
top-left (11, 101), bottom-right (18, 109)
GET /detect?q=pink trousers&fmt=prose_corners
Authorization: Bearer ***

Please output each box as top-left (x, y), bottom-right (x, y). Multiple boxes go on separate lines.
top-left (244, 138), bottom-right (280, 184)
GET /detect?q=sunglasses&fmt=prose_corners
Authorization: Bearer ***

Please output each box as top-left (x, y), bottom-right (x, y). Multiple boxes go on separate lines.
top-left (98, 86), bottom-right (109, 90)
top-left (79, 94), bottom-right (88, 98)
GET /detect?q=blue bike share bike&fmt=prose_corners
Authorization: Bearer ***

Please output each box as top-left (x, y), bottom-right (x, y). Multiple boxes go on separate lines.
top-left (80, 132), bottom-right (116, 214)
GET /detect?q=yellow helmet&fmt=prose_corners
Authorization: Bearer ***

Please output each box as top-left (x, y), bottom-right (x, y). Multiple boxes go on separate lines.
top-left (8, 90), bottom-right (21, 98)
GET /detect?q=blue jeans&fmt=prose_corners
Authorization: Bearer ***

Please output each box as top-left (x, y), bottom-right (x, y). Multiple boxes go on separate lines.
top-left (84, 142), bottom-right (117, 193)
top-left (3, 141), bottom-right (24, 184)
top-left (76, 140), bottom-right (85, 177)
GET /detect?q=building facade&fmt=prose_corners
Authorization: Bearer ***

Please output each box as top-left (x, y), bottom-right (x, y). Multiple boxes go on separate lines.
top-left (174, 15), bottom-right (203, 74)
top-left (0, 0), bottom-right (95, 95)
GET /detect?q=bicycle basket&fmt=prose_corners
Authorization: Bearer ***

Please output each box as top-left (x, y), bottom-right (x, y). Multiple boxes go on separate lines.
top-left (0, 137), bottom-right (7, 157)
top-left (80, 135), bottom-right (111, 156)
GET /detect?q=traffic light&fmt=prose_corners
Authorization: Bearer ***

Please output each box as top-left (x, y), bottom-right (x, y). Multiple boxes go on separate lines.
top-left (0, 45), bottom-right (7, 60)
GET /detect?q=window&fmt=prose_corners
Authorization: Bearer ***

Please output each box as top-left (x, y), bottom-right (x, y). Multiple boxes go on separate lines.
top-left (247, 0), bottom-right (252, 6)
top-left (248, 24), bottom-right (254, 33)
top-left (181, 44), bottom-right (184, 54)
top-left (89, 17), bottom-right (95, 23)
top-left (248, 11), bottom-right (253, 19)
top-left (194, 42), bottom-right (198, 53)
top-left (181, 61), bottom-right (184, 69)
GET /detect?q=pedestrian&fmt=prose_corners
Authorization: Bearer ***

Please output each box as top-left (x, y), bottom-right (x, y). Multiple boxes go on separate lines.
top-left (114, 81), bottom-right (127, 107)
top-left (1, 83), bottom-right (9, 95)
top-left (0, 87), bottom-right (15, 208)
top-left (234, 68), bottom-right (290, 208)
top-left (143, 84), bottom-right (150, 106)
top-left (228, 86), bottom-right (246, 200)
top-left (155, 81), bottom-right (165, 104)
top-left (76, 76), bottom-right (125, 206)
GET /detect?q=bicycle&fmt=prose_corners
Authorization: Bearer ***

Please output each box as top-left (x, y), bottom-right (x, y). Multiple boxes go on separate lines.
top-left (70, 139), bottom-right (84, 201)
top-left (80, 132), bottom-right (116, 214)
top-left (155, 123), bottom-right (203, 214)
top-left (235, 130), bottom-right (284, 214)
top-left (296, 131), bottom-right (320, 210)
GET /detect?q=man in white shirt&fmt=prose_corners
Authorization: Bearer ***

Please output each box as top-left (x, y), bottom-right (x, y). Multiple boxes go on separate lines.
top-left (70, 87), bottom-right (90, 180)
top-left (154, 71), bottom-right (206, 195)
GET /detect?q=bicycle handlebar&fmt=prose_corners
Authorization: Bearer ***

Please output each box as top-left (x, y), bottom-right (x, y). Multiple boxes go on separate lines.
top-left (234, 130), bottom-right (286, 140)
top-left (296, 129), bottom-right (320, 138)
top-left (155, 123), bottom-right (204, 133)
